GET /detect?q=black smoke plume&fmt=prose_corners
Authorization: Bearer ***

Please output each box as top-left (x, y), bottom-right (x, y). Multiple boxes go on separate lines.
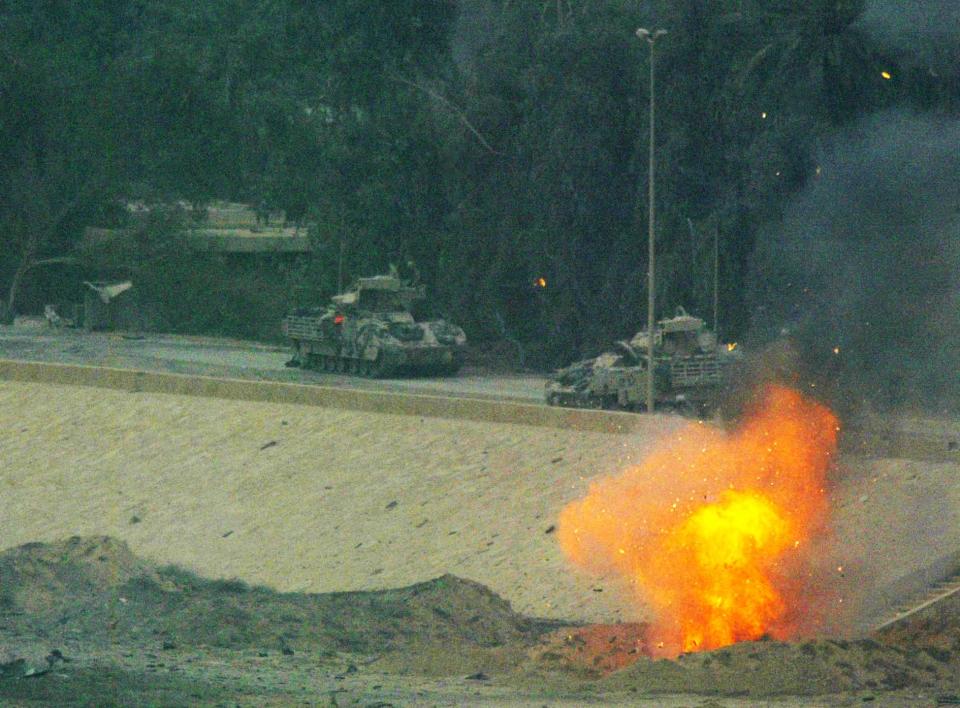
top-left (748, 111), bottom-right (960, 415)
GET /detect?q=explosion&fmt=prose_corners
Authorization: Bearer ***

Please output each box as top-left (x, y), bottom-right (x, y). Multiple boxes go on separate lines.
top-left (558, 385), bottom-right (839, 657)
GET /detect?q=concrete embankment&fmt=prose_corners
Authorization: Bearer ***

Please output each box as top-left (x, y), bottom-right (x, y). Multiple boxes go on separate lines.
top-left (0, 373), bottom-right (680, 623)
top-left (2, 358), bottom-right (958, 460)
top-left (2, 359), bottom-right (959, 629)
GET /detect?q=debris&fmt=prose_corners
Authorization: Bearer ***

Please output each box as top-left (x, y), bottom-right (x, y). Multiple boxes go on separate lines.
top-left (130, 514), bottom-right (141, 524)
top-left (544, 525), bottom-right (556, 534)
top-left (222, 530), bottom-right (233, 538)
top-left (0, 657), bottom-right (49, 680)
top-left (551, 456), bottom-right (563, 464)
top-left (259, 440), bottom-right (278, 450)
top-left (385, 500), bottom-right (398, 510)
top-left (465, 671), bottom-right (490, 681)
top-left (0, 658), bottom-right (27, 680)
top-left (44, 305), bottom-right (68, 328)
top-left (46, 650), bottom-right (69, 665)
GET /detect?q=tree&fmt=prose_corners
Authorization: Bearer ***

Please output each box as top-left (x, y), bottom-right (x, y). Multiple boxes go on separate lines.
top-left (0, 3), bottom-right (126, 321)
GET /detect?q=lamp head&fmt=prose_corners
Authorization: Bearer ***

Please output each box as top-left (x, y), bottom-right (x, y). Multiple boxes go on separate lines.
top-left (636, 27), bottom-right (667, 43)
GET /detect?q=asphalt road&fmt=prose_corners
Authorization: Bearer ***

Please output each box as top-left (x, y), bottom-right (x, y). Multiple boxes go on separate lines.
top-left (0, 319), bottom-right (547, 403)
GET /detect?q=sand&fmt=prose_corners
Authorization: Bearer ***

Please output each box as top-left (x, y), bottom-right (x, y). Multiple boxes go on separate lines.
top-left (1, 380), bottom-right (676, 623)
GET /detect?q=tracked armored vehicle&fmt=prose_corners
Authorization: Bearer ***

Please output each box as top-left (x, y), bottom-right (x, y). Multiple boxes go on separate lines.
top-left (545, 307), bottom-right (735, 416)
top-left (282, 275), bottom-right (466, 377)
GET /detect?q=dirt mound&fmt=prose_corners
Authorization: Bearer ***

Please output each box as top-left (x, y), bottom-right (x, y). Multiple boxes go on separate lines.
top-left (601, 638), bottom-right (959, 697)
top-left (2, 536), bottom-right (960, 703)
top-left (530, 624), bottom-right (960, 697)
top-left (115, 569), bottom-right (552, 655)
top-left (0, 536), bottom-right (158, 616)
top-left (0, 537), bottom-right (550, 656)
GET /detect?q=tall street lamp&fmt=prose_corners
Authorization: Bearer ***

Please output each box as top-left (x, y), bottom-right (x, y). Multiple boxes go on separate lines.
top-left (636, 26), bottom-right (666, 414)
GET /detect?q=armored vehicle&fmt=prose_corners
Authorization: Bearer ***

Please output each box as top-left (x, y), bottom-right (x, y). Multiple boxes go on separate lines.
top-left (282, 275), bottom-right (466, 377)
top-left (545, 307), bottom-right (733, 416)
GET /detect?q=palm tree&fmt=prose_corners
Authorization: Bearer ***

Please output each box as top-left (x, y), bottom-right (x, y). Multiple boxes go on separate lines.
top-left (733, 0), bottom-right (882, 123)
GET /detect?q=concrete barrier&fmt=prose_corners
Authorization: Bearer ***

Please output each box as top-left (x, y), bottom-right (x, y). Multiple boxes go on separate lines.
top-left (0, 358), bottom-right (664, 435)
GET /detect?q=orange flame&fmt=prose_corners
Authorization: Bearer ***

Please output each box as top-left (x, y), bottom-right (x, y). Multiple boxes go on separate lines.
top-left (558, 385), bottom-right (838, 657)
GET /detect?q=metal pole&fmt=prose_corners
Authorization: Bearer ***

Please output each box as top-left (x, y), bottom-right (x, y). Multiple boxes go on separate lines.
top-left (637, 27), bottom-right (665, 413)
top-left (713, 222), bottom-right (719, 337)
top-left (338, 235), bottom-right (344, 294)
top-left (646, 38), bottom-right (656, 414)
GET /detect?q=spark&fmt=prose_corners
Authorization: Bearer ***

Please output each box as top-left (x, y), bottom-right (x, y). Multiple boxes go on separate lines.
top-left (881, 70), bottom-right (892, 80)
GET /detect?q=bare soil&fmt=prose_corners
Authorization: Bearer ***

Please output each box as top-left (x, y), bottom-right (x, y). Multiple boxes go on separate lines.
top-left (0, 537), bottom-right (958, 706)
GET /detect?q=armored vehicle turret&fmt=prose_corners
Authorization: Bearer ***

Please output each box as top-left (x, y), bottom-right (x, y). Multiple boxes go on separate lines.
top-left (282, 275), bottom-right (466, 377)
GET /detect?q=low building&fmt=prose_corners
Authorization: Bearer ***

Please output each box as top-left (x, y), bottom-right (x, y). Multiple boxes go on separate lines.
top-left (82, 201), bottom-right (312, 257)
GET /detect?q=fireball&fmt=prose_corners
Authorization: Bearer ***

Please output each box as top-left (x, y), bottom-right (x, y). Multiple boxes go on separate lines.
top-left (557, 385), bottom-right (839, 656)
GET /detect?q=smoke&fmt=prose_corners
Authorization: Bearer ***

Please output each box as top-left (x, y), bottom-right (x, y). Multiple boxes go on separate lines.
top-left (859, 0), bottom-right (960, 44)
top-left (748, 111), bottom-right (960, 415)
top-left (858, 1), bottom-right (960, 73)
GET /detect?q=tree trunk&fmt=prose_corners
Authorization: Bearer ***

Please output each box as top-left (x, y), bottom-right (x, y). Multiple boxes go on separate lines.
top-left (3, 256), bottom-right (32, 325)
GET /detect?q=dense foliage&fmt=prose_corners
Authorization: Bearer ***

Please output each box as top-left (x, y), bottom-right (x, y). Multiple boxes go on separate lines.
top-left (1, 1), bottom-right (957, 368)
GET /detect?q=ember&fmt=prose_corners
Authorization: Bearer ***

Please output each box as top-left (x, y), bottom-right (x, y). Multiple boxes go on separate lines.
top-left (558, 385), bottom-right (839, 657)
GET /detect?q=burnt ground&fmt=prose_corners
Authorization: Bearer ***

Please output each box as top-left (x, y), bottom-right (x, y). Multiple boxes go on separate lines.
top-left (0, 537), bottom-right (958, 706)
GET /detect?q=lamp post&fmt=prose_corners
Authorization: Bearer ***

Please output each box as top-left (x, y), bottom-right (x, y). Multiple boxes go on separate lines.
top-left (636, 26), bottom-right (666, 414)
